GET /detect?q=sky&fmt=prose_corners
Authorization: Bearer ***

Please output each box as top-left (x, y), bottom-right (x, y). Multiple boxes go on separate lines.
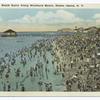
top-left (0, 8), bottom-right (100, 32)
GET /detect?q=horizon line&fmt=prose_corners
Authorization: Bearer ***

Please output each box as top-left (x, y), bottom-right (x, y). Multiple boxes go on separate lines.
top-left (0, 30), bottom-right (57, 33)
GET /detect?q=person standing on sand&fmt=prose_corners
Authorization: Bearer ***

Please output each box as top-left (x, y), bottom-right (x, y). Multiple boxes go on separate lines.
top-left (21, 84), bottom-right (25, 91)
top-left (7, 83), bottom-right (11, 91)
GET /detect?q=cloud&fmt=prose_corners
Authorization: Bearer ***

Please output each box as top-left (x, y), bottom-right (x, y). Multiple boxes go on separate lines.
top-left (7, 11), bottom-right (100, 31)
top-left (0, 17), bottom-right (3, 22)
top-left (93, 13), bottom-right (100, 19)
top-left (93, 13), bottom-right (100, 26)
top-left (9, 10), bottom-right (84, 25)
top-left (9, 15), bottom-right (34, 23)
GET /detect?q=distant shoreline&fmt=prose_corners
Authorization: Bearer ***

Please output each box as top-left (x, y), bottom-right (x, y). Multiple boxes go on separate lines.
top-left (0, 31), bottom-right (57, 33)
top-left (0, 31), bottom-right (74, 37)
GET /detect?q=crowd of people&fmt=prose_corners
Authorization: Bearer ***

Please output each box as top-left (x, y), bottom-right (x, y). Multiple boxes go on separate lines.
top-left (0, 30), bottom-right (100, 92)
top-left (0, 38), bottom-right (64, 91)
top-left (53, 31), bottom-right (100, 91)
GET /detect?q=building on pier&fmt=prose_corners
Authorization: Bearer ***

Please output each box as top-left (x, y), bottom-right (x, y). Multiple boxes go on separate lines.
top-left (1, 29), bottom-right (17, 37)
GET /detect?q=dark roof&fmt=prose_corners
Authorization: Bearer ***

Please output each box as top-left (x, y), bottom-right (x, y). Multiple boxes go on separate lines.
top-left (4, 29), bottom-right (16, 33)
top-left (74, 27), bottom-right (84, 31)
top-left (85, 26), bottom-right (97, 30)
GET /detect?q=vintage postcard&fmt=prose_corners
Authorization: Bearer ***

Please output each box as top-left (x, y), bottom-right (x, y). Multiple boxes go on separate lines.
top-left (0, 3), bottom-right (100, 96)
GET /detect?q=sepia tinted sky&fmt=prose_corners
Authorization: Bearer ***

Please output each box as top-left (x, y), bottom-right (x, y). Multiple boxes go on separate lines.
top-left (0, 8), bottom-right (100, 32)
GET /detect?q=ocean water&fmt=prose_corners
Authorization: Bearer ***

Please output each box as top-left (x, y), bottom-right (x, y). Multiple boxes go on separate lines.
top-left (0, 35), bottom-right (44, 57)
top-left (0, 32), bottom-right (65, 91)
top-left (0, 32), bottom-right (60, 57)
